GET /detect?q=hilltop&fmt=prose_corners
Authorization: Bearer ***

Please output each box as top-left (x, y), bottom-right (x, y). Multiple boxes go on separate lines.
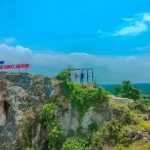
top-left (0, 71), bottom-right (150, 150)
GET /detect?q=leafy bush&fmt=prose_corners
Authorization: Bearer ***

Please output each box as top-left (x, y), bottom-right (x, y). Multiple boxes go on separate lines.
top-left (55, 70), bottom-right (69, 81)
top-left (113, 80), bottom-right (140, 101)
top-left (139, 98), bottom-right (150, 106)
top-left (84, 119), bottom-right (122, 150)
top-left (100, 119), bottom-right (122, 145)
top-left (55, 65), bottom-right (73, 81)
top-left (62, 136), bottom-right (89, 150)
top-left (119, 109), bottom-right (133, 125)
top-left (110, 102), bottom-right (133, 125)
top-left (88, 121), bottom-right (99, 132)
top-left (89, 130), bottom-right (103, 150)
top-left (40, 103), bottom-right (63, 150)
top-left (25, 148), bottom-right (36, 150)
top-left (114, 85), bottom-right (121, 96)
top-left (61, 82), bottom-right (108, 113)
top-left (113, 140), bottom-right (150, 150)
top-left (112, 144), bottom-right (129, 150)
top-left (111, 108), bottom-right (133, 125)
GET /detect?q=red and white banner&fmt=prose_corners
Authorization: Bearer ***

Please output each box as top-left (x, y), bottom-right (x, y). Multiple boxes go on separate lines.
top-left (0, 64), bottom-right (30, 69)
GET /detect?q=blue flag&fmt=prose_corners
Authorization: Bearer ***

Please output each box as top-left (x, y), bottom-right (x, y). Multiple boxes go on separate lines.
top-left (0, 61), bottom-right (4, 65)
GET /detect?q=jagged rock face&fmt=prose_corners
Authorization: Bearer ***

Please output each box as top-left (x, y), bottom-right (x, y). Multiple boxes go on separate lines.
top-left (0, 74), bottom-right (53, 150)
top-left (0, 79), bottom-right (8, 126)
top-left (0, 73), bottom-right (110, 150)
top-left (56, 103), bottom-right (110, 137)
top-left (81, 106), bottom-right (110, 133)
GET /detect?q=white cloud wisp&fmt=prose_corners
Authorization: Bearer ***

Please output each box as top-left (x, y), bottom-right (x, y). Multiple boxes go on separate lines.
top-left (113, 12), bottom-right (150, 36)
top-left (0, 44), bottom-right (150, 84)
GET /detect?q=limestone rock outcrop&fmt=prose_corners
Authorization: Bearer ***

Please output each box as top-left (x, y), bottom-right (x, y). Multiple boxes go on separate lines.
top-left (0, 79), bottom-right (8, 126)
top-left (0, 73), bottom-right (110, 150)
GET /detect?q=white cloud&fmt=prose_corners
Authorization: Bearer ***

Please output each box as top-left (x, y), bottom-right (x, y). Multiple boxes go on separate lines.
top-left (113, 12), bottom-right (150, 36)
top-left (141, 13), bottom-right (150, 22)
top-left (0, 44), bottom-right (150, 84)
top-left (113, 21), bottom-right (148, 36)
top-left (122, 18), bottom-right (135, 21)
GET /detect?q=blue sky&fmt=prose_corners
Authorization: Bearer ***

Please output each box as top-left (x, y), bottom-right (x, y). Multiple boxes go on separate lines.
top-left (1, 0), bottom-right (150, 84)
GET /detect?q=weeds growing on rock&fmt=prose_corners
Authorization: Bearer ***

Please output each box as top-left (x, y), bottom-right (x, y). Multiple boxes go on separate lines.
top-left (40, 103), bottom-right (63, 150)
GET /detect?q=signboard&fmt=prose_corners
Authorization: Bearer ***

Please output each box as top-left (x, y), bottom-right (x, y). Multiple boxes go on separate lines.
top-left (0, 64), bottom-right (30, 69)
top-left (0, 61), bottom-right (4, 65)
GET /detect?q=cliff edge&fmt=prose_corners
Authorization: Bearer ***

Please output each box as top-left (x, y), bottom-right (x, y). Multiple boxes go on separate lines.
top-left (0, 72), bottom-right (109, 150)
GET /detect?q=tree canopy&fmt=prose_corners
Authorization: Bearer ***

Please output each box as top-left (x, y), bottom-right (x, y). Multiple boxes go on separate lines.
top-left (113, 80), bottom-right (140, 101)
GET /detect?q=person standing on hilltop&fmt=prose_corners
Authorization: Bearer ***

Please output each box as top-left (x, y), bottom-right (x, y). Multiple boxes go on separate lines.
top-left (74, 72), bottom-right (78, 81)
top-left (80, 71), bottom-right (84, 83)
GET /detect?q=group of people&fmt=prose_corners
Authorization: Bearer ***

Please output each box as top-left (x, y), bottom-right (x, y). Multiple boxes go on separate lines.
top-left (68, 71), bottom-right (86, 83)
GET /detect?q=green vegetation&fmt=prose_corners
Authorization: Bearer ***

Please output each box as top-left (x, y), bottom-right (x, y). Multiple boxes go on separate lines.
top-left (109, 99), bottom-right (133, 125)
top-left (25, 148), bottom-right (36, 150)
top-left (55, 65), bottom-right (73, 81)
top-left (55, 70), bottom-right (69, 81)
top-left (88, 121), bottom-right (99, 132)
top-left (114, 84), bottom-right (121, 96)
top-left (101, 83), bottom-right (150, 94)
top-left (62, 136), bottom-right (89, 150)
top-left (100, 119), bottom-right (122, 145)
top-left (62, 94), bottom-right (150, 150)
top-left (139, 93), bottom-right (150, 106)
top-left (40, 103), bottom-right (63, 150)
top-left (56, 69), bottom-right (109, 114)
top-left (71, 83), bottom-right (108, 113)
top-left (113, 80), bottom-right (140, 101)
top-left (18, 109), bottom-right (35, 149)
top-left (61, 119), bottom-right (123, 150)
top-left (113, 140), bottom-right (150, 150)
top-left (53, 71), bottom-right (150, 149)
top-left (123, 117), bottom-right (150, 131)
top-left (61, 81), bottom-right (108, 114)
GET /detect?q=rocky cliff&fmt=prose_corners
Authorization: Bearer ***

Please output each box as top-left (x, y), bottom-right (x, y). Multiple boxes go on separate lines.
top-left (0, 73), bottom-right (110, 150)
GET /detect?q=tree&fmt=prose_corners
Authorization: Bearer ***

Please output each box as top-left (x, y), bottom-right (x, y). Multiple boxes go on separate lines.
top-left (113, 80), bottom-right (140, 101)
top-left (114, 85), bottom-right (121, 96)
top-left (121, 80), bottom-right (131, 98)
top-left (129, 86), bottom-right (140, 100)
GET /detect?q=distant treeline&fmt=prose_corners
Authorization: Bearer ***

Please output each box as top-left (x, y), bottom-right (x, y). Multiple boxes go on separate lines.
top-left (98, 83), bottom-right (150, 94)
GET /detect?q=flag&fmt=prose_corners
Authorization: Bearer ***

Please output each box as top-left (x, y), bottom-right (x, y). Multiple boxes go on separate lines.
top-left (0, 61), bottom-right (4, 65)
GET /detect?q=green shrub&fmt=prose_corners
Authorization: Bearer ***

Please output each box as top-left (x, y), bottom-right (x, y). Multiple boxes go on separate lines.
top-left (100, 119), bottom-right (122, 145)
top-left (111, 104), bottom-right (133, 125)
top-left (120, 110), bottom-right (133, 125)
top-left (113, 80), bottom-right (140, 101)
top-left (61, 82), bottom-right (108, 113)
top-left (85, 119), bottom-right (122, 150)
top-left (40, 103), bottom-right (63, 150)
top-left (89, 130), bottom-right (103, 150)
top-left (139, 98), bottom-right (150, 106)
top-left (25, 148), bottom-right (36, 150)
top-left (55, 71), bottom-right (69, 81)
top-left (62, 136), bottom-right (89, 150)
top-left (88, 121), bottom-right (99, 132)
top-left (112, 144), bottom-right (130, 150)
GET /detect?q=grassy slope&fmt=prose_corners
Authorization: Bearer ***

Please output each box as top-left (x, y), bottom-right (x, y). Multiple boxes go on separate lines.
top-left (110, 99), bottom-right (150, 150)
